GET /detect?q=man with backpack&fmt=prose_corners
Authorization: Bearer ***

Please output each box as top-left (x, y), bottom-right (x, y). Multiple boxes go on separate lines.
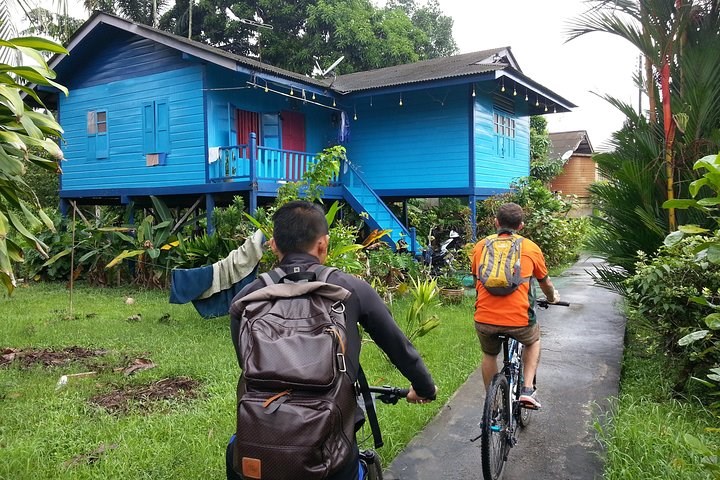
top-left (471, 202), bottom-right (559, 409)
top-left (227, 200), bottom-right (437, 480)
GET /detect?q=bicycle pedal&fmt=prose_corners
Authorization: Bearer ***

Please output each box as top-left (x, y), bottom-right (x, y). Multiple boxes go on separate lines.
top-left (520, 402), bottom-right (540, 410)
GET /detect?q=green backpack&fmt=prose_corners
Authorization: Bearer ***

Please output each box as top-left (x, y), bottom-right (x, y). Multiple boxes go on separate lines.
top-left (477, 233), bottom-right (524, 296)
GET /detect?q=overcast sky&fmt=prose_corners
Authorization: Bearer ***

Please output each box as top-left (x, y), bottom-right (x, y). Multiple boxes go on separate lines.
top-left (437, 0), bottom-right (641, 151)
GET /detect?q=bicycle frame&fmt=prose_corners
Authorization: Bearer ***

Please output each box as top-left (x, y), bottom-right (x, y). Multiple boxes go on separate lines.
top-left (500, 335), bottom-right (524, 445)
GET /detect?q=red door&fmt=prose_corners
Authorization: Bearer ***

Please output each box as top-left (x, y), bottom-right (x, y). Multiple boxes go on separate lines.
top-left (281, 110), bottom-right (306, 180)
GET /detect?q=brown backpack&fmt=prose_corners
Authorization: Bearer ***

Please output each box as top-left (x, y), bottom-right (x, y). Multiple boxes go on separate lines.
top-left (230, 265), bottom-right (357, 480)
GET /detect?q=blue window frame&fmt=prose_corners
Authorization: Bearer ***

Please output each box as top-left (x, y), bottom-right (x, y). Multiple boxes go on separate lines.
top-left (142, 100), bottom-right (170, 155)
top-left (87, 110), bottom-right (108, 159)
top-left (493, 111), bottom-right (515, 159)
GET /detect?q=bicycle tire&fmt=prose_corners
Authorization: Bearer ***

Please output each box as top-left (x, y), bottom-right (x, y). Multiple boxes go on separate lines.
top-left (517, 361), bottom-right (533, 428)
top-left (481, 373), bottom-right (510, 480)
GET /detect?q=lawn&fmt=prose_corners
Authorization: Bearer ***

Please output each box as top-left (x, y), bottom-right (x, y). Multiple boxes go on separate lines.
top-left (0, 282), bottom-right (481, 479)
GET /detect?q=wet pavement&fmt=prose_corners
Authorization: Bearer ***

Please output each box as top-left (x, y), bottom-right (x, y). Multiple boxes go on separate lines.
top-left (386, 255), bottom-right (627, 480)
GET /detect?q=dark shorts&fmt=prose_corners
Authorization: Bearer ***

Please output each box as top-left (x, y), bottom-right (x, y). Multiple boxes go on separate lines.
top-left (474, 322), bottom-right (540, 356)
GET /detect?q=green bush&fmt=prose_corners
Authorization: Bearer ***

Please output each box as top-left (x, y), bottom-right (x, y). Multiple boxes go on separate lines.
top-left (625, 232), bottom-right (720, 391)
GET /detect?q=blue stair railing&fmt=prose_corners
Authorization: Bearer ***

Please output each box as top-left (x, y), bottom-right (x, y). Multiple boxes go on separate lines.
top-left (340, 160), bottom-right (418, 254)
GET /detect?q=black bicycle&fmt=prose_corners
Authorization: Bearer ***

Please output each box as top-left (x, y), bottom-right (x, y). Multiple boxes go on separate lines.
top-left (473, 298), bottom-right (570, 480)
top-left (359, 385), bottom-right (410, 480)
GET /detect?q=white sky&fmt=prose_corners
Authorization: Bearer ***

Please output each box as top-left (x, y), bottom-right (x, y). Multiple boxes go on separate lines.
top-left (33, 0), bottom-right (641, 151)
top-left (437, 0), bottom-right (641, 151)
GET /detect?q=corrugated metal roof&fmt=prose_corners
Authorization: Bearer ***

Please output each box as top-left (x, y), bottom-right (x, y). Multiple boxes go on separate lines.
top-left (549, 131), bottom-right (594, 161)
top-left (331, 48), bottom-right (509, 93)
top-left (49, 13), bottom-right (576, 111)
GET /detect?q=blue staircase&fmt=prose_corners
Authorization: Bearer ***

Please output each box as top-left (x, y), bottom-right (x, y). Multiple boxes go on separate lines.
top-left (340, 161), bottom-right (418, 254)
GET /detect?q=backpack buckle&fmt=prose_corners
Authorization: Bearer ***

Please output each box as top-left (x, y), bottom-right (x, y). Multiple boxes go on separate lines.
top-left (336, 353), bottom-right (347, 373)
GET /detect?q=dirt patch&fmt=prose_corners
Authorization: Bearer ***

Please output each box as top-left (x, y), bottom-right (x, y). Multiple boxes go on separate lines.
top-left (0, 347), bottom-right (107, 368)
top-left (89, 377), bottom-right (201, 414)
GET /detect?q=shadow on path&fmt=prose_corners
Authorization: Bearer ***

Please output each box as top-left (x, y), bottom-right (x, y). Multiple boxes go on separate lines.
top-left (385, 255), bottom-right (626, 480)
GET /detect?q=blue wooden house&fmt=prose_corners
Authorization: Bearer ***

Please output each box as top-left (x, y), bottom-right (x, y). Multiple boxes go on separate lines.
top-left (44, 12), bottom-right (575, 252)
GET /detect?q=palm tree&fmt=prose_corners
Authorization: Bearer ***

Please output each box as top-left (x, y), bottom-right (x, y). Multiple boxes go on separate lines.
top-left (568, 0), bottom-right (694, 231)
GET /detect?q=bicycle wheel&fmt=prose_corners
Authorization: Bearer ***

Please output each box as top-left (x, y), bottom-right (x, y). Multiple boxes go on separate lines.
top-left (481, 373), bottom-right (510, 480)
top-left (517, 361), bottom-right (533, 428)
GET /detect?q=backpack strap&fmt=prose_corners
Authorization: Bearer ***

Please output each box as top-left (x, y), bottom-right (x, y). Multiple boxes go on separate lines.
top-left (259, 267), bottom-right (285, 286)
top-left (357, 365), bottom-right (384, 449)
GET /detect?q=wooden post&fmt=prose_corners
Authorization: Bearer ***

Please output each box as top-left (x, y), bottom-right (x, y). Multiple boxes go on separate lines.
top-left (206, 194), bottom-right (215, 235)
top-left (469, 195), bottom-right (477, 242)
top-left (249, 132), bottom-right (258, 214)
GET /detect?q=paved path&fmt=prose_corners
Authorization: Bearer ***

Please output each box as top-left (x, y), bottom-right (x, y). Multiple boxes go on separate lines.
top-left (386, 256), bottom-right (627, 480)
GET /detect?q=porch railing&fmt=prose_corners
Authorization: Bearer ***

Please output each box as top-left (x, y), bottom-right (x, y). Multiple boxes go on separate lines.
top-left (209, 133), bottom-right (321, 183)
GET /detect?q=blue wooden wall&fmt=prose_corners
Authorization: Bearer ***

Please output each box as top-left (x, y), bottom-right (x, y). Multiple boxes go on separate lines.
top-left (473, 92), bottom-right (530, 190)
top-left (204, 65), bottom-right (337, 154)
top-left (344, 88), bottom-right (470, 193)
top-left (59, 34), bottom-right (206, 193)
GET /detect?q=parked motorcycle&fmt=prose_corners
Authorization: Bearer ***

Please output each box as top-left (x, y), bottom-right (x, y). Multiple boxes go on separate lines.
top-left (422, 230), bottom-right (460, 276)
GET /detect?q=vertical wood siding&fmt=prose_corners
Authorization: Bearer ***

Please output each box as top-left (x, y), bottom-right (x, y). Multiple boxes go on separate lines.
top-left (60, 65), bottom-right (206, 191)
top-left (473, 95), bottom-right (530, 189)
top-left (344, 88), bottom-right (470, 190)
top-left (549, 155), bottom-right (597, 197)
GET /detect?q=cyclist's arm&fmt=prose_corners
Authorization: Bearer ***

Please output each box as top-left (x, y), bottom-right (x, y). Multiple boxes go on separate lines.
top-left (538, 276), bottom-right (559, 303)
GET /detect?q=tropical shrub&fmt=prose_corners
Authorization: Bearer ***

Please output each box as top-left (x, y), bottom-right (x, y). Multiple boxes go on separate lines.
top-left (0, 36), bottom-right (68, 293)
top-left (625, 233), bottom-right (720, 390)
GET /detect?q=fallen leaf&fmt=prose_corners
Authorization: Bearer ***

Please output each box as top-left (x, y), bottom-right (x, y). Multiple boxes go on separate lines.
top-left (64, 443), bottom-right (118, 467)
top-left (122, 358), bottom-right (156, 376)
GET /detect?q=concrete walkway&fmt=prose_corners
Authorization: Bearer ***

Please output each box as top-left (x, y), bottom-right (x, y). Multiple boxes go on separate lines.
top-left (386, 256), bottom-right (627, 480)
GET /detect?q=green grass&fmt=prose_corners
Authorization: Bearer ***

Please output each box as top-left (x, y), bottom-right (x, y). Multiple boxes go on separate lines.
top-left (600, 315), bottom-right (719, 480)
top-left (0, 283), bottom-right (480, 479)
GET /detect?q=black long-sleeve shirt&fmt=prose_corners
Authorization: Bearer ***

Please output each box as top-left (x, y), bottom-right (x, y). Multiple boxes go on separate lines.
top-left (229, 252), bottom-right (436, 400)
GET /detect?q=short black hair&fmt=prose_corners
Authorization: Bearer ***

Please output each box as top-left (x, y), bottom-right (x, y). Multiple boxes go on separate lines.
top-left (272, 201), bottom-right (329, 254)
top-left (496, 202), bottom-right (524, 230)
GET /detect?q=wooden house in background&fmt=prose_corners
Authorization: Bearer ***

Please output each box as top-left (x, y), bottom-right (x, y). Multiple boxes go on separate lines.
top-left (40, 12), bottom-right (575, 252)
top-left (548, 130), bottom-right (596, 217)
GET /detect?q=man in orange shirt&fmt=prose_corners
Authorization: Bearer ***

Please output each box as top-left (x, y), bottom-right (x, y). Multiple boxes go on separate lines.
top-left (470, 202), bottom-right (559, 408)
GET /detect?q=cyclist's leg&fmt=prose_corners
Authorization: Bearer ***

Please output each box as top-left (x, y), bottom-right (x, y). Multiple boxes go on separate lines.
top-left (512, 324), bottom-right (540, 390)
top-left (474, 322), bottom-right (503, 389)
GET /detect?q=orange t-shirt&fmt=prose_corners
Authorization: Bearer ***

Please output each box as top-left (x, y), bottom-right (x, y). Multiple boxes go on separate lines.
top-left (470, 235), bottom-right (549, 327)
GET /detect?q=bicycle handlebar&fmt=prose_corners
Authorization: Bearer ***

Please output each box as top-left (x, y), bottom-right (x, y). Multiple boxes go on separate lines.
top-left (536, 298), bottom-right (571, 308)
top-left (367, 385), bottom-right (411, 405)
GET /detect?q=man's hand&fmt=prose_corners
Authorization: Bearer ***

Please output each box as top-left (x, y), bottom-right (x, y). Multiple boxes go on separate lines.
top-left (548, 289), bottom-right (560, 304)
top-left (407, 385), bottom-right (438, 404)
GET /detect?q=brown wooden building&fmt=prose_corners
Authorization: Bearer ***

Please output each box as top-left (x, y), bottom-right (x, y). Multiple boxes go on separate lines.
top-left (547, 130), bottom-right (596, 216)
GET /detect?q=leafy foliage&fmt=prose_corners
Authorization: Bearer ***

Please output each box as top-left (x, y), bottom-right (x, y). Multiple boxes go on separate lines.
top-left (529, 116), bottom-right (563, 183)
top-left (403, 276), bottom-right (440, 342)
top-left (0, 35), bottom-right (68, 293)
top-left (158, 0), bottom-right (456, 75)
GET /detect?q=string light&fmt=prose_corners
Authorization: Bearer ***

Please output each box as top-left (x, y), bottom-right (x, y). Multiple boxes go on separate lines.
top-left (332, 98), bottom-right (336, 107)
top-left (525, 88), bottom-right (528, 102)
top-left (513, 84), bottom-right (517, 96)
top-left (264, 81), bottom-right (268, 93)
top-left (553, 105), bottom-right (557, 113)
top-left (472, 85), bottom-right (476, 97)
top-left (312, 92), bottom-right (316, 100)
top-left (290, 86), bottom-right (294, 95)
top-left (353, 106), bottom-right (357, 121)
top-left (544, 103), bottom-right (548, 112)
top-left (501, 79), bottom-right (505, 93)
top-left (399, 93), bottom-right (403, 106)
top-left (370, 96), bottom-right (373, 107)
top-left (535, 95), bottom-right (539, 107)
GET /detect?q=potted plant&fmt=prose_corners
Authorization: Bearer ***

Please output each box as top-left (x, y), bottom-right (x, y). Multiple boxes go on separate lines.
top-left (436, 272), bottom-right (465, 305)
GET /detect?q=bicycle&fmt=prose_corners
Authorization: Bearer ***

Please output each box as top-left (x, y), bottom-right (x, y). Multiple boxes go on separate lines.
top-left (358, 385), bottom-right (411, 480)
top-left (472, 298), bottom-right (570, 480)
